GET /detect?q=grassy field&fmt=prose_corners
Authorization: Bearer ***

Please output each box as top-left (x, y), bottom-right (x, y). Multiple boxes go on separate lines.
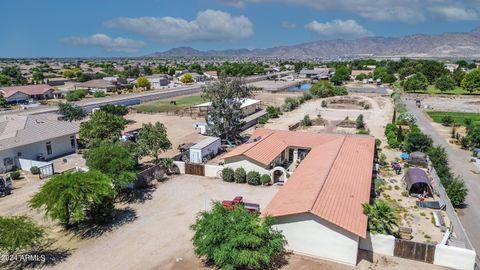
top-left (132, 95), bottom-right (208, 113)
top-left (394, 83), bottom-right (471, 95)
top-left (426, 111), bottom-right (480, 125)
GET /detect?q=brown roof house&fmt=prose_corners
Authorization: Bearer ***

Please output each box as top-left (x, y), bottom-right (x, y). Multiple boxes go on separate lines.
top-left (0, 84), bottom-right (54, 103)
top-left (223, 129), bottom-right (376, 265)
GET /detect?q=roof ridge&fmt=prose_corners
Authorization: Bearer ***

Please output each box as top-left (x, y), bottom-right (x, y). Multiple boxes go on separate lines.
top-left (308, 135), bottom-right (347, 213)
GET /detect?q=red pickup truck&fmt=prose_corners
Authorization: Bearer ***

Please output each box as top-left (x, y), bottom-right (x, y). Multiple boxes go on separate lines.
top-left (222, 196), bottom-right (260, 213)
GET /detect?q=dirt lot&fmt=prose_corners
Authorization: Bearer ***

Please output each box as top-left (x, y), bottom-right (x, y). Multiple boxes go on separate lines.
top-left (125, 112), bottom-right (205, 158)
top-left (406, 95), bottom-right (480, 113)
top-left (248, 79), bottom-right (306, 92)
top-left (262, 94), bottom-right (393, 140)
top-left (254, 91), bottom-right (302, 107)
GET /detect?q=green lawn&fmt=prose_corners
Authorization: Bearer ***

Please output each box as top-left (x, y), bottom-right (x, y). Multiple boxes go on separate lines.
top-left (426, 111), bottom-right (480, 125)
top-left (395, 83), bottom-right (476, 95)
top-left (133, 95), bottom-right (208, 113)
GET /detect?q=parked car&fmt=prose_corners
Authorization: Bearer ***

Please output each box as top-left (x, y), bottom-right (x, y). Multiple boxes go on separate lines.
top-left (222, 196), bottom-right (260, 213)
top-left (0, 176), bottom-right (12, 197)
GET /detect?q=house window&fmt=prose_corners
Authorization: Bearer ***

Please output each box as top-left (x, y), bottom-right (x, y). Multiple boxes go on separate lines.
top-left (70, 136), bottom-right (76, 148)
top-left (3, 157), bottom-right (13, 166)
top-left (46, 141), bottom-right (52, 155)
top-left (17, 152), bottom-right (22, 157)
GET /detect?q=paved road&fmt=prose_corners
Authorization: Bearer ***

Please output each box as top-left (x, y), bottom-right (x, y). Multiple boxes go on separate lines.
top-left (1, 73), bottom-right (286, 116)
top-left (403, 97), bottom-right (480, 266)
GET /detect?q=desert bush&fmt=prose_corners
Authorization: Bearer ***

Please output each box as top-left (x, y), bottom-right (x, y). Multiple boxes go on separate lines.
top-left (30, 166), bottom-right (40, 175)
top-left (9, 170), bottom-right (21, 180)
top-left (222, 168), bottom-right (234, 182)
top-left (246, 171), bottom-right (261, 185)
top-left (234, 168), bottom-right (246, 183)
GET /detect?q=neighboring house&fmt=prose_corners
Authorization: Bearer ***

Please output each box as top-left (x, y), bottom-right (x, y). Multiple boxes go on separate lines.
top-left (298, 68), bottom-right (330, 79)
top-left (178, 72), bottom-right (208, 83)
top-left (223, 129), bottom-right (376, 265)
top-left (204, 71), bottom-right (218, 80)
top-left (445, 63), bottom-right (459, 73)
top-left (0, 84), bottom-right (55, 103)
top-left (133, 75), bottom-right (170, 89)
top-left (103, 76), bottom-right (128, 85)
top-left (75, 79), bottom-right (118, 92)
top-left (0, 114), bottom-right (80, 173)
top-left (46, 77), bottom-right (71, 86)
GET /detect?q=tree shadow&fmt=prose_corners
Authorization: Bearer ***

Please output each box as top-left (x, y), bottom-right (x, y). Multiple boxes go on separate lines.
top-left (270, 250), bottom-right (292, 269)
top-left (0, 240), bottom-right (71, 270)
top-left (71, 207), bottom-right (137, 239)
top-left (117, 185), bottom-right (157, 204)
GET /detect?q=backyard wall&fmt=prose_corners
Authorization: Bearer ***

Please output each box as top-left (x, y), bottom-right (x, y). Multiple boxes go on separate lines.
top-left (359, 233), bottom-right (395, 256)
top-left (17, 159), bottom-right (52, 172)
top-left (433, 244), bottom-right (476, 270)
top-left (204, 165), bottom-right (223, 178)
top-left (174, 161), bottom-right (185, 174)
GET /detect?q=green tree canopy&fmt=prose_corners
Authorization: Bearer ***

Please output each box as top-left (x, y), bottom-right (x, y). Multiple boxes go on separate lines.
top-left (137, 122), bottom-right (172, 163)
top-left (86, 142), bottom-right (137, 190)
top-left (79, 110), bottom-right (127, 146)
top-left (435, 75), bottom-right (456, 92)
top-left (308, 81), bottom-right (348, 98)
top-left (58, 102), bottom-right (85, 121)
top-left (29, 171), bottom-right (115, 228)
top-left (191, 202), bottom-right (285, 270)
top-left (452, 67), bottom-right (466, 86)
top-left (404, 131), bottom-right (433, 153)
top-left (99, 104), bottom-right (129, 116)
top-left (0, 216), bottom-right (45, 254)
top-left (203, 77), bottom-right (252, 142)
top-left (446, 177), bottom-right (468, 206)
top-left (403, 72), bottom-right (428, 92)
top-left (461, 68), bottom-right (480, 93)
top-left (363, 200), bottom-right (398, 235)
top-left (331, 65), bottom-right (351, 83)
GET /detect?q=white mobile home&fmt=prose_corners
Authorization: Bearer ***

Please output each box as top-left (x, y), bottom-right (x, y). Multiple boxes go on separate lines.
top-left (189, 136), bottom-right (221, 164)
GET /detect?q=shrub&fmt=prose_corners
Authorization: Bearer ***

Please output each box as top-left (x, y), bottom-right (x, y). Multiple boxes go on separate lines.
top-left (9, 170), bottom-right (21, 180)
top-left (446, 178), bottom-right (468, 206)
top-left (384, 123), bottom-right (397, 136)
top-left (396, 112), bottom-right (417, 125)
top-left (30, 166), bottom-right (40, 175)
top-left (257, 115), bottom-right (269, 125)
top-left (266, 106), bottom-right (280, 118)
top-left (261, 174), bottom-right (271, 185)
top-left (375, 139), bottom-right (382, 147)
top-left (246, 171), bottom-right (261, 185)
top-left (441, 115), bottom-right (454, 126)
top-left (302, 92), bottom-right (312, 101)
top-left (222, 168), bottom-right (234, 182)
top-left (234, 168), bottom-right (246, 183)
top-left (387, 136), bottom-right (400, 149)
top-left (94, 91), bottom-right (106, 98)
top-left (356, 114), bottom-right (365, 130)
top-left (302, 115), bottom-right (312, 126)
top-left (65, 89), bottom-right (88, 102)
top-left (357, 129), bottom-right (370, 135)
top-left (379, 153), bottom-right (387, 166)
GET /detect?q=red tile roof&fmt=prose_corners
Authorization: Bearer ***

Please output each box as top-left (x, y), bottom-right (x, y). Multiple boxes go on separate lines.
top-left (0, 84), bottom-right (53, 97)
top-left (224, 129), bottom-right (375, 238)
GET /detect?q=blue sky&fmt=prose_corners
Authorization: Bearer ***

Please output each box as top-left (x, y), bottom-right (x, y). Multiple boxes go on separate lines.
top-left (1, 0), bottom-right (479, 57)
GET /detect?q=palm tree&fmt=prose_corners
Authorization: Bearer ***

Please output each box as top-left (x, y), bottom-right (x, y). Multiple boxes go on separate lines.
top-left (362, 200), bottom-right (398, 235)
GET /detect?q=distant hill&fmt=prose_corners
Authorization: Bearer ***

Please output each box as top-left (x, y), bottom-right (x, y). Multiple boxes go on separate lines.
top-left (148, 27), bottom-right (480, 59)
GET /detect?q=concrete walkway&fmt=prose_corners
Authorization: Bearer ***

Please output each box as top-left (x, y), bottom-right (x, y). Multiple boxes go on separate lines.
top-left (403, 96), bottom-right (480, 267)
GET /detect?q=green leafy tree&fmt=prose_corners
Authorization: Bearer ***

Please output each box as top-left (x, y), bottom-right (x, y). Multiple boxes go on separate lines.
top-left (0, 73), bottom-right (12, 86)
top-left (0, 92), bottom-right (8, 108)
top-left (86, 142), bottom-right (137, 190)
top-left (203, 77), bottom-right (252, 142)
top-left (180, 74), bottom-right (194, 84)
top-left (308, 81), bottom-right (347, 98)
top-left (446, 178), bottom-right (468, 206)
top-left (356, 114), bottom-right (365, 130)
top-left (452, 67), bottom-right (466, 86)
top-left (435, 75), bottom-right (456, 92)
top-left (79, 110), bottom-right (127, 146)
top-left (32, 71), bottom-right (44, 83)
top-left (331, 65), bottom-right (351, 83)
top-left (418, 60), bottom-right (447, 84)
top-left (363, 200), bottom-right (398, 235)
top-left (137, 122), bottom-right (172, 164)
top-left (0, 216), bottom-right (45, 254)
top-left (461, 69), bottom-right (480, 93)
top-left (99, 104), bottom-right (128, 116)
top-left (404, 131), bottom-right (433, 153)
top-left (58, 102), bottom-right (85, 121)
top-left (191, 202), bottom-right (285, 270)
top-left (29, 171), bottom-right (115, 228)
top-left (403, 73), bottom-right (428, 92)
top-left (136, 76), bottom-right (151, 90)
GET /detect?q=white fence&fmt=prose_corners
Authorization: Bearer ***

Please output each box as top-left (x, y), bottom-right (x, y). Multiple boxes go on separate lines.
top-left (204, 165), bottom-right (223, 178)
top-left (359, 233), bottom-right (476, 270)
top-left (17, 158), bottom-right (51, 172)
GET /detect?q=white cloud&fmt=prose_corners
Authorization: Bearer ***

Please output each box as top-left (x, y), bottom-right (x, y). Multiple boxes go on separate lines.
top-left (281, 21), bottom-right (297, 29)
top-left (218, 0), bottom-right (480, 23)
top-left (305, 19), bottom-right (373, 39)
top-left (105, 10), bottom-right (253, 43)
top-left (429, 6), bottom-right (480, 21)
top-left (62, 34), bottom-right (145, 53)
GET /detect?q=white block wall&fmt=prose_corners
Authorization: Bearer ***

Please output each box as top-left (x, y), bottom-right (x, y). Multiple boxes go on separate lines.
top-left (433, 244), bottom-right (476, 270)
top-left (205, 165), bottom-right (224, 178)
top-left (359, 233), bottom-right (395, 256)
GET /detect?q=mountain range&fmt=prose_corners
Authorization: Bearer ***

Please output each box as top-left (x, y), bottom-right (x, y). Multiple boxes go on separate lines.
top-left (148, 27), bottom-right (480, 59)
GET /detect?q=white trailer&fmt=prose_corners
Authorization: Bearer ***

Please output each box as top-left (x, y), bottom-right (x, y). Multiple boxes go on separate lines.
top-left (189, 136), bottom-right (221, 164)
